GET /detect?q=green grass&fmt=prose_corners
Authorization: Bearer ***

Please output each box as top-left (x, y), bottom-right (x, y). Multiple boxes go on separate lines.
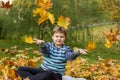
top-left (0, 24), bottom-right (120, 64)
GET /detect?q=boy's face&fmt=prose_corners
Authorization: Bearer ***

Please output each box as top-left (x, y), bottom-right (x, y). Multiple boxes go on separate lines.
top-left (52, 32), bottom-right (66, 47)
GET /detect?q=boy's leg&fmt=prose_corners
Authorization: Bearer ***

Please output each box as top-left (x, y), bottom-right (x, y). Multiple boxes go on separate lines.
top-left (17, 66), bottom-right (43, 79)
top-left (30, 71), bottom-right (54, 80)
top-left (55, 73), bottom-right (62, 80)
top-left (17, 66), bottom-right (62, 80)
top-left (30, 71), bottom-right (62, 80)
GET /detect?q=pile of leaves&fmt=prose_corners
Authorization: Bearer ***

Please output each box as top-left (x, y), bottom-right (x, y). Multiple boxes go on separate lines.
top-left (0, 46), bottom-right (120, 80)
top-left (65, 57), bottom-right (120, 80)
top-left (0, 46), bottom-right (42, 80)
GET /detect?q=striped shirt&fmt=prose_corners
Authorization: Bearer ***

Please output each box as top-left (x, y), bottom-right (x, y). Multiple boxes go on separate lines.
top-left (40, 42), bottom-right (79, 75)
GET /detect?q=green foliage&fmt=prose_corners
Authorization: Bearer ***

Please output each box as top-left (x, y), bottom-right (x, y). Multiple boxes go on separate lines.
top-left (98, 0), bottom-right (120, 23)
top-left (0, 0), bottom-right (118, 44)
top-left (0, 25), bottom-right (120, 63)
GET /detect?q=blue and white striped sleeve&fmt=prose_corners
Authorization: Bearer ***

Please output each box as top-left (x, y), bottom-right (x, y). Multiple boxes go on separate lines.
top-left (65, 47), bottom-right (79, 61)
top-left (40, 42), bottom-right (50, 56)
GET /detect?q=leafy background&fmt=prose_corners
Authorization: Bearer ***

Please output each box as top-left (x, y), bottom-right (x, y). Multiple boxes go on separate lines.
top-left (0, 0), bottom-right (120, 80)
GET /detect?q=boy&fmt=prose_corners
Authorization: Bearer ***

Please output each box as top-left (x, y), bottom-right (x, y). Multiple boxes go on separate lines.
top-left (17, 26), bottom-right (87, 80)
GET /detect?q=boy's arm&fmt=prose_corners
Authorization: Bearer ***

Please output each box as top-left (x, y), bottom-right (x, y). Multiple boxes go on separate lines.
top-left (65, 48), bottom-right (87, 61)
top-left (65, 49), bottom-right (79, 61)
top-left (39, 43), bottom-right (50, 56)
top-left (34, 39), bottom-right (49, 56)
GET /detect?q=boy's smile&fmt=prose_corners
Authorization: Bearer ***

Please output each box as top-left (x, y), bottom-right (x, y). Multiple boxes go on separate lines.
top-left (52, 32), bottom-right (66, 48)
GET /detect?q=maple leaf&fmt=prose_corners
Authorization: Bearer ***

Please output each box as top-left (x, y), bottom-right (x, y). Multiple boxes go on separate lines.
top-left (27, 59), bottom-right (36, 67)
top-left (36, 0), bottom-right (52, 10)
top-left (25, 36), bottom-right (34, 44)
top-left (33, 8), bottom-right (41, 17)
top-left (103, 28), bottom-right (120, 48)
top-left (37, 9), bottom-right (49, 24)
top-left (85, 41), bottom-right (96, 51)
top-left (103, 29), bottom-right (119, 41)
top-left (38, 15), bottom-right (48, 24)
top-left (47, 12), bottom-right (55, 24)
top-left (8, 69), bottom-right (17, 79)
top-left (41, 0), bottom-right (52, 10)
top-left (0, 1), bottom-right (13, 9)
top-left (104, 39), bottom-right (112, 48)
top-left (57, 16), bottom-right (70, 30)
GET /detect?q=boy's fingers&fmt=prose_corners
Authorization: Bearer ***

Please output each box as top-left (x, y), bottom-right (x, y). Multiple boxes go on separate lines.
top-left (33, 38), bottom-right (37, 41)
top-left (83, 52), bottom-right (87, 54)
top-left (84, 49), bottom-right (87, 52)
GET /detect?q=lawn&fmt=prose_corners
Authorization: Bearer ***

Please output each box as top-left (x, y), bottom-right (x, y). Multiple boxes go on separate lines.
top-left (0, 24), bottom-right (120, 80)
top-left (0, 24), bottom-right (120, 63)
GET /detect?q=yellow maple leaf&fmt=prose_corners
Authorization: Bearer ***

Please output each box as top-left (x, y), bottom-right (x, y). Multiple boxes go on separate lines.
top-left (47, 12), bottom-right (55, 24)
top-left (37, 9), bottom-right (49, 24)
top-left (36, 0), bottom-right (44, 7)
top-left (33, 8), bottom-right (41, 17)
top-left (57, 15), bottom-right (70, 30)
top-left (85, 41), bottom-right (96, 51)
top-left (104, 40), bottom-right (112, 48)
top-left (42, 0), bottom-right (52, 10)
top-left (25, 36), bottom-right (34, 44)
top-left (38, 15), bottom-right (48, 24)
top-left (36, 0), bottom-right (52, 10)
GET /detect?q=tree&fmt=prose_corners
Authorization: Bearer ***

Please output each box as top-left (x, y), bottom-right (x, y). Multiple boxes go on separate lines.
top-left (98, 0), bottom-right (120, 29)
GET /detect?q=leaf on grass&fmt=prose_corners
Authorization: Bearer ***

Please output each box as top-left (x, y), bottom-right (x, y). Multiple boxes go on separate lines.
top-left (27, 59), bottom-right (36, 67)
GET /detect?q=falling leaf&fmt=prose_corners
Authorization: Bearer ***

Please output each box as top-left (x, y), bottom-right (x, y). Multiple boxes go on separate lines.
top-left (36, 0), bottom-right (52, 10)
top-left (103, 28), bottom-right (120, 48)
top-left (57, 15), bottom-right (70, 30)
top-left (37, 9), bottom-right (49, 24)
top-left (104, 39), bottom-right (112, 48)
top-left (85, 41), bottom-right (96, 51)
top-left (25, 36), bottom-right (34, 44)
top-left (47, 12), bottom-right (55, 24)
top-left (33, 8), bottom-right (41, 17)
top-left (0, 1), bottom-right (13, 9)
top-left (38, 16), bottom-right (48, 24)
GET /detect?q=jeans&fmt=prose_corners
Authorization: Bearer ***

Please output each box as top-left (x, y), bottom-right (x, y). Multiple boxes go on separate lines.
top-left (17, 66), bottom-right (62, 80)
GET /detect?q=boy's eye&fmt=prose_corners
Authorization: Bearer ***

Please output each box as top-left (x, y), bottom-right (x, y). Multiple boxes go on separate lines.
top-left (60, 36), bottom-right (64, 38)
top-left (55, 35), bottom-right (59, 37)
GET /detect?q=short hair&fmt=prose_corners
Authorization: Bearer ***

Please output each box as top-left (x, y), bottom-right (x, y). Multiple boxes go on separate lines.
top-left (52, 26), bottom-right (66, 37)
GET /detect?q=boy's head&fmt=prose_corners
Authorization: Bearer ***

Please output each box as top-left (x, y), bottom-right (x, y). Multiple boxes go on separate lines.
top-left (52, 26), bottom-right (66, 37)
top-left (52, 26), bottom-right (66, 47)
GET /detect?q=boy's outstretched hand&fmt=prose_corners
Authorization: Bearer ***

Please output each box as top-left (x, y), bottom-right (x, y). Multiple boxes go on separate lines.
top-left (33, 38), bottom-right (45, 45)
top-left (78, 49), bottom-right (87, 54)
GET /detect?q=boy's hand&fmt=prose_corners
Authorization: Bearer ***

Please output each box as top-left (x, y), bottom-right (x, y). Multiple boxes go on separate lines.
top-left (33, 38), bottom-right (45, 45)
top-left (116, 35), bottom-right (120, 40)
top-left (78, 49), bottom-right (87, 54)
